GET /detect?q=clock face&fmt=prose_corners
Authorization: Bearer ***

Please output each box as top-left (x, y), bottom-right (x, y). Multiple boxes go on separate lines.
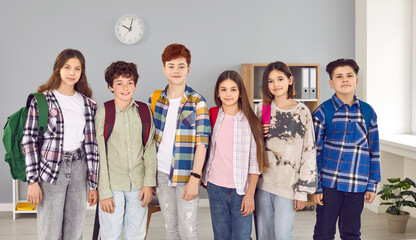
top-left (115, 15), bottom-right (145, 44)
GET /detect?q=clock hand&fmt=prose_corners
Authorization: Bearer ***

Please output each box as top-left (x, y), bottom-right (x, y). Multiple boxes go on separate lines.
top-left (122, 25), bottom-right (130, 31)
top-left (123, 29), bottom-right (129, 38)
top-left (129, 18), bottom-right (134, 31)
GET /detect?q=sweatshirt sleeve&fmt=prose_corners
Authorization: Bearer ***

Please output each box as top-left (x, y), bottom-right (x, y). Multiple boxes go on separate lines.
top-left (294, 107), bottom-right (318, 201)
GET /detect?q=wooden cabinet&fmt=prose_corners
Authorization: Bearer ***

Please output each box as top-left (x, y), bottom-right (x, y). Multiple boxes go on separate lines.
top-left (241, 63), bottom-right (320, 112)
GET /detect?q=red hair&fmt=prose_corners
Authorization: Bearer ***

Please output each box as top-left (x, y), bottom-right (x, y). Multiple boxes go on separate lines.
top-left (161, 43), bottom-right (191, 66)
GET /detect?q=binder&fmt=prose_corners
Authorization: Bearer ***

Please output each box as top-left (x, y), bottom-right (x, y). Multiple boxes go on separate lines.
top-left (293, 67), bottom-right (310, 99)
top-left (309, 67), bottom-right (317, 99)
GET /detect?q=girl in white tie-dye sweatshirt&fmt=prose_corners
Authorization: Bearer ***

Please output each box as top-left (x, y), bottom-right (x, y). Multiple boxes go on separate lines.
top-left (255, 61), bottom-right (317, 240)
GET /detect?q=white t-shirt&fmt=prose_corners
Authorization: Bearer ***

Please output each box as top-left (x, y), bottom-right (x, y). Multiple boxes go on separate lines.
top-left (53, 90), bottom-right (85, 151)
top-left (157, 97), bottom-right (181, 174)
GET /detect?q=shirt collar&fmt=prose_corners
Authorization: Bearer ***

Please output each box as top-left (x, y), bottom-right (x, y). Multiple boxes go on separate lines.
top-left (161, 84), bottom-right (193, 101)
top-left (218, 106), bottom-right (245, 121)
top-left (331, 94), bottom-right (359, 110)
top-left (115, 99), bottom-right (137, 112)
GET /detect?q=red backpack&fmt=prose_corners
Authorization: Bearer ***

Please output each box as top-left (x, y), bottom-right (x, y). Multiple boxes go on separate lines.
top-left (103, 100), bottom-right (151, 145)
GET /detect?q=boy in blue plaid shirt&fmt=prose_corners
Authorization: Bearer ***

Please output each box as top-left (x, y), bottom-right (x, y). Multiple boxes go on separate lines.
top-left (311, 59), bottom-right (381, 240)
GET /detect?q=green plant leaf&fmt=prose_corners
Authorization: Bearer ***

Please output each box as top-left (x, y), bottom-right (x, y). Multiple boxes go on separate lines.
top-left (386, 206), bottom-right (400, 215)
top-left (388, 178), bottom-right (401, 183)
top-left (400, 191), bottom-right (416, 200)
top-left (401, 201), bottom-right (416, 208)
top-left (380, 202), bottom-right (393, 206)
top-left (404, 178), bottom-right (416, 188)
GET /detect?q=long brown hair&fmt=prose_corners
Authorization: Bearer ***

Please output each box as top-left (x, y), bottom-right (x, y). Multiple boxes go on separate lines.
top-left (214, 70), bottom-right (266, 172)
top-left (38, 49), bottom-right (92, 98)
top-left (262, 61), bottom-right (294, 105)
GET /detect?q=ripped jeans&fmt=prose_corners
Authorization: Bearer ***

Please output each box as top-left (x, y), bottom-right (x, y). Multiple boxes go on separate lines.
top-left (156, 171), bottom-right (199, 240)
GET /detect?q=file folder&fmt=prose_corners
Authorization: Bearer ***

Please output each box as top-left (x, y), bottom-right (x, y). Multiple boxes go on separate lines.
top-left (293, 67), bottom-right (310, 99)
top-left (309, 67), bottom-right (317, 99)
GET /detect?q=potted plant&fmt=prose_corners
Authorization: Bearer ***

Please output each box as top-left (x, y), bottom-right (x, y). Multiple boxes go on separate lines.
top-left (377, 177), bottom-right (416, 233)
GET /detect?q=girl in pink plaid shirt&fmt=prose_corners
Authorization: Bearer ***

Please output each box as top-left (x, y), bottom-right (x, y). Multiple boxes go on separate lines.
top-left (22, 49), bottom-right (99, 240)
top-left (203, 70), bottom-right (266, 239)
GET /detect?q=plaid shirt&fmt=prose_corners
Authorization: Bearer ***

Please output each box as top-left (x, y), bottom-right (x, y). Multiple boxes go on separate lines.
top-left (22, 91), bottom-right (99, 190)
top-left (203, 107), bottom-right (260, 195)
top-left (148, 85), bottom-right (211, 186)
top-left (312, 94), bottom-right (380, 193)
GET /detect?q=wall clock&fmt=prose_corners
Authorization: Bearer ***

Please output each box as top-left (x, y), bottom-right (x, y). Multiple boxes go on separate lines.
top-left (115, 15), bottom-right (145, 44)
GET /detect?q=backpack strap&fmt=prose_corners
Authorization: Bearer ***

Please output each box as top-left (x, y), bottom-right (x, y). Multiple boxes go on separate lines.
top-left (103, 100), bottom-right (116, 145)
top-left (209, 106), bottom-right (219, 131)
top-left (26, 93), bottom-right (48, 135)
top-left (104, 100), bottom-right (151, 147)
top-left (261, 102), bottom-right (271, 125)
top-left (358, 100), bottom-right (372, 130)
top-left (135, 101), bottom-right (151, 147)
top-left (150, 90), bottom-right (163, 115)
top-left (322, 99), bottom-right (335, 132)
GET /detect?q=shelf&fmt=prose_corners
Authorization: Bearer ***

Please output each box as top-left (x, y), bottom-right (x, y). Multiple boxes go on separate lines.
top-left (13, 179), bottom-right (37, 220)
top-left (242, 63), bottom-right (320, 112)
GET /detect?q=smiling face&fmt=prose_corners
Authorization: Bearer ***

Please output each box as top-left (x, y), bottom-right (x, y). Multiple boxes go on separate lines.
top-left (163, 57), bottom-right (190, 87)
top-left (109, 76), bottom-right (136, 103)
top-left (59, 58), bottom-right (82, 89)
top-left (267, 69), bottom-right (293, 99)
top-left (218, 78), bottom-right (240, 108)
top-left (329, 66), bottom-right (358, 97)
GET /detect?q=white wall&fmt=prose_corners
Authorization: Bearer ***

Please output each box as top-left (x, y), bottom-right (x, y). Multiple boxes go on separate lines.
top-left (356, 0), bottom-right (416, 217)
top-left (356, 0), bottom-right (413, 135)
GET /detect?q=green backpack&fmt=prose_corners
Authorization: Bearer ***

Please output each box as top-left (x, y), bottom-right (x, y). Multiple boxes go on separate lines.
top-left (2, 93), bottom-right (48, 182)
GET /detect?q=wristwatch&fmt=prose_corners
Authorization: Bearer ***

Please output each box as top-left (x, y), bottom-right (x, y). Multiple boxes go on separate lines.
top-left (190, 172), bottom-right (201, 179)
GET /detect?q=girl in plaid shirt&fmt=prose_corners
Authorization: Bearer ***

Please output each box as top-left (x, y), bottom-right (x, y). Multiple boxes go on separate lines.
top-left (203, 70), bottom-right (266, 240)
top-left (22, 49), bottom-right (99, 240)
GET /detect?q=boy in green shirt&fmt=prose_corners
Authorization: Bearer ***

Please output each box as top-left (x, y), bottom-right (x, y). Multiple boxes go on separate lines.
top-left (95, 61), bottom-right (157, 239)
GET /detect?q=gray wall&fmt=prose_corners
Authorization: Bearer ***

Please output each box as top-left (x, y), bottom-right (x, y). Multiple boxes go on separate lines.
top-left (0, 0), bottom-right (355, 203)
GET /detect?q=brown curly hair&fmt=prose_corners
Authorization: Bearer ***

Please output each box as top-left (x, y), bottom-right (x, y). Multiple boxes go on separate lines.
top-left (104, 61), bottom-right (139, 91)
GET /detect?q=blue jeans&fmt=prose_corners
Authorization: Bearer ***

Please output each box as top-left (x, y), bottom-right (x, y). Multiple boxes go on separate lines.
top-left (255, 189), bottom-right (295, 240)
top-left (313, 187), bottom-right (365, 240)
top-left (99, 188), bottom-right (148, 240)
top-left (207, 182), bottom-right (252, 240)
